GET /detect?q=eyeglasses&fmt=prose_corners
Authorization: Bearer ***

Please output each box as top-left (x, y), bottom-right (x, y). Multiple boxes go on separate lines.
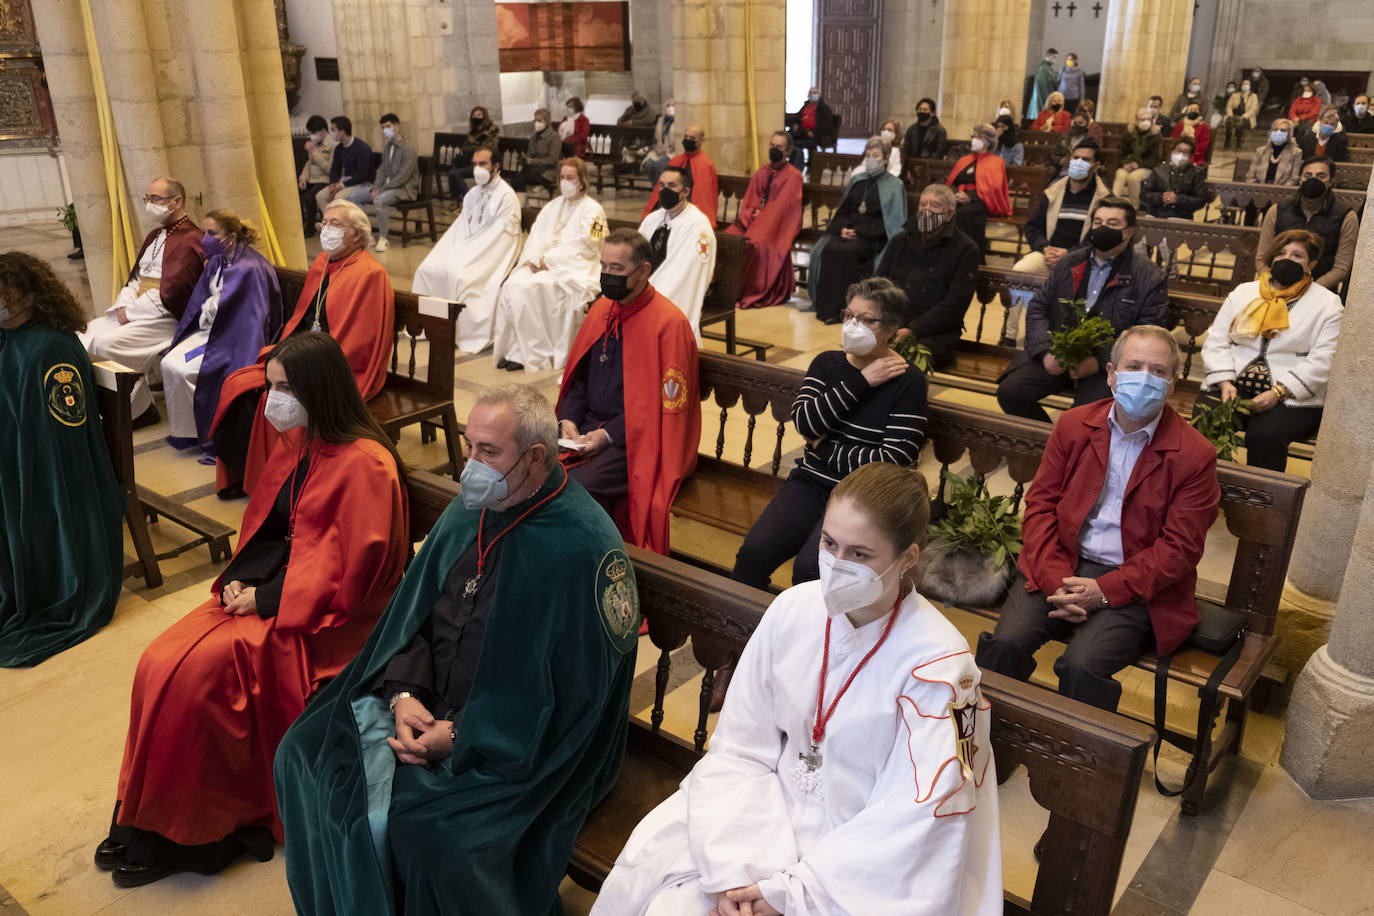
top-left (841, 309), bottom-right (884, 329)
top-left (142, 194), bottom-right (175, 204)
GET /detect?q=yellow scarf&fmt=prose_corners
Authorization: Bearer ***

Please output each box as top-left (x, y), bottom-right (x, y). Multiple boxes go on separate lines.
top-left (1231, 272), bottom-right (1311, 339)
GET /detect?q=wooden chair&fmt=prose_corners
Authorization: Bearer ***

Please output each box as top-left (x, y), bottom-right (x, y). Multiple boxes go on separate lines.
top-left (699, 231), bottom-right (770, 361)
top-left (394, 156), bottom-right (438, 247)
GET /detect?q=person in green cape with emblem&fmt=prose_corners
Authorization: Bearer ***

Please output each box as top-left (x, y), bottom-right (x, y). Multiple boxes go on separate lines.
top-left (0, 252), bottom-right (123, 666)
top-left (274, 384), bottom-right (640, 915)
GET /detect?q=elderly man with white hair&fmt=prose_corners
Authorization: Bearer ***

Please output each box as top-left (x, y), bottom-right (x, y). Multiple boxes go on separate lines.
top-left (81, 176), bottom-right (204, 425)
top-left (210, 199), bottom-right (395, 497)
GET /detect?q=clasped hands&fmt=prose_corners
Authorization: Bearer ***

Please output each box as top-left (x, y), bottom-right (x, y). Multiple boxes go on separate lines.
top-left (1042, 352), bottom-right (1099, 380)
top-left (559, 420), bottom-right (609, 457)
top-left (220, 579), bottom-right (258, 616)
top-left (388, 695), bottom-right (454, 767)
top-left (711, 884), bottom-right (780, 916)
top-left (1046, 576), bottom-right (1106, 624)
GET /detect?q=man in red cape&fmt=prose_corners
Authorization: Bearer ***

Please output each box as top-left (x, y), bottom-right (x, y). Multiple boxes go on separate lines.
top-left (557, 228), bottom-right (699, 554)
top-left (210, 200), bottom-right (393, 496)
top-left (726, 131), bottom-right (804, 308)
top-left (641, 124), bottom-right (719, 228)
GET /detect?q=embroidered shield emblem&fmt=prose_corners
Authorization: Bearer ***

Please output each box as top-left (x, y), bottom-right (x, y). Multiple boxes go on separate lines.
top-left (950, 700), bottom-right (978, 778)
top-left (594, 548), bottom-right (639, 652)
top-left (661, 365), bottom-right (688, 412)
top-left (45, 364), bottom-right (87, 427)
top-left (696, 232), bottom-right (711, 262)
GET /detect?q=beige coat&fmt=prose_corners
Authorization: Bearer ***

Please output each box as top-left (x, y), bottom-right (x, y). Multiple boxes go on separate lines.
top-left (1245, 141), bottom-right (1303, 186)
top-left (1226, 91), bottom-right (1260, 128)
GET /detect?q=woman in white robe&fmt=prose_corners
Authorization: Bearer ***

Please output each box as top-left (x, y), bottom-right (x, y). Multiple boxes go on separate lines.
top-left (592, 463), bottom-right (1002, 916)
top-left (491, 158), bottom-right (607, 372)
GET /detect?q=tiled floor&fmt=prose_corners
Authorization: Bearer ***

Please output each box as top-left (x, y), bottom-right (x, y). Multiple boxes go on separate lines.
top-left (4, 158), bottom-right (1368, 916)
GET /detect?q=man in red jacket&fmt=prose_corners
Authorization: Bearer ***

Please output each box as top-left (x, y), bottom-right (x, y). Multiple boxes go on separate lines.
top-left (976, 325), bottom-right (1221, 711)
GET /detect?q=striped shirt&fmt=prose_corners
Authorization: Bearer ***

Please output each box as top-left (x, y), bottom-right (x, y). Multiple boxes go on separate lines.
top-left (792, 350), bottom-right (929, 486)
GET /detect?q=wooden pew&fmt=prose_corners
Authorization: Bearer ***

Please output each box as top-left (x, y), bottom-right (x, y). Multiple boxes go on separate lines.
top-left (399, 467), bottom-right (1158, 915)
top-left (1230, 156), bottom-right (1372, 190)
top-left (1349, 145), bottom-right (1374, 164)
top-left (1133, 216), bottom-right (1258, 295)
top-left (675, 351), bottom-right (1308, 815)
top-left (92, 360), bottom-right (235, 589)
top-left (274, 268), bottom-right (465, 478)
top-left (1208, 178), bottom-right (1367, 225)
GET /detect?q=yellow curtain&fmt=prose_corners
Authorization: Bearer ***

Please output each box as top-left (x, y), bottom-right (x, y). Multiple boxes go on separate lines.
top-left (78, 0), bottom-right (137, 293)
top-left (255, 183), bottom-right (286, 266)
top-left (743, 0), bottom-right (759, 171)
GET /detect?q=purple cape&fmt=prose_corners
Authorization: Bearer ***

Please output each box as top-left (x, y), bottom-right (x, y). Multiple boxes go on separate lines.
top-left (169, 247), bottom-right (283, 445)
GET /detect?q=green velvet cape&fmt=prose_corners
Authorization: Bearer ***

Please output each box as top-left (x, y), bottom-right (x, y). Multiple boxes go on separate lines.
top-left (274, 470), bottom-right (639, 915)
top-left (0, 321), bottom-right (123, 667)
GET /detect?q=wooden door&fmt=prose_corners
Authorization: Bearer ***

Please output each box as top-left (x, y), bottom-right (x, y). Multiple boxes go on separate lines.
top-left (814, 0), bottom-right (882, 139)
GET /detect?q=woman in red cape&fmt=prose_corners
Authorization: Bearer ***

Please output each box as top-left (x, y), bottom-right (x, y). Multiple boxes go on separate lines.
top-left (211, 200), bottom-right (393, 496)
top-left (96, 333), bottom-right (409, 887)
top-left (945, 123), bottom-right (1013, 258)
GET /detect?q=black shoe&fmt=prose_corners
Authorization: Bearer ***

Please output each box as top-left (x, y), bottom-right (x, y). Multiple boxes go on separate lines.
top-left (68, 249), bottom-right (85, 260)
top-left (217, 483), bottom-right (246, 501)
top-left (495, 358), bottom-right (510, 370)
top-left (131, 404), bottom-right (161, 430)
top-left (165, 435), bottom-right (198, 451)
top-left (504, 361), bottom-right (524, 372)
top-left (94, 838), bottom-right (128, 871)
top-left (112, 860), bottom-right (177, 888)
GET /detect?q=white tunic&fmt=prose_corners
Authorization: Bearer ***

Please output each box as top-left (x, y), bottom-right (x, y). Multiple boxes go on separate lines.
top-left (638, 203), bottom-right (716, 344)
top-left (593, 583), bottom-right (1002, 916)
top-left (111, 229), bottom-right (170, 320)
top-left (490, 194), bottom-right (607, 371)
top-left (412, 175), bottom-right (521, 352)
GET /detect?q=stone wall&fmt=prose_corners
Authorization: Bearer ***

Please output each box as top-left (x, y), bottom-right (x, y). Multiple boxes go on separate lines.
top-left (878, 0), bottom-right (945, 129)
top-left (939, 0), bottom-right (1033, 139)
top-left (1097, 0), bottom-right (1193, 124)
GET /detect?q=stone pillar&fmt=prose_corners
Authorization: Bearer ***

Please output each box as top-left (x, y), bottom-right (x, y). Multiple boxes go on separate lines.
top-left (879, 0), bottom-right (945, 126)
top-left (1272, 167), bottom-right (1374, 676)
top-left (938, 0), bottom-right (1032, 139)
top-left (1097, 0), bottom-right (1193, 124)
top-left (1203, 0), bottom-right (1244, 98)
top-left (673, 0), bottom-right (787, 177)
top-left (30, 0), bottom-right (116, 312)
top-left (1282, 456), bottom-right (1374, 799)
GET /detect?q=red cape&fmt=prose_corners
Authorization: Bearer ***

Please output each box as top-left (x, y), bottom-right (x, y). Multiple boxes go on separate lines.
top-left (1031, 109), bottom-right (1072, 132)
top-left (115, 436), bottom-right (408, 845)
top-left (946, 153), bottom-right (1013, 217)
top-left (130, 218), bottom-right (204, 320)
top-left (211, 250), bottom-right (395, 493)
top-left (1171, 121), bottom-right (1211, 164)
top-left (642, 150), bottom-right (719, 227)
top-left (725, 163), bottom-right (803, 308)
top-left (557, 286), bottom-right (700, 554)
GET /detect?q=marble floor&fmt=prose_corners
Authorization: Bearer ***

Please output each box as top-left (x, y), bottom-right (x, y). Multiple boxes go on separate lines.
top-left (3, 160), bottom-right (1370, 916)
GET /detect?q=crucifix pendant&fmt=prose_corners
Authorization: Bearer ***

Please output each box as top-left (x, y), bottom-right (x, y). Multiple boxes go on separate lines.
top-left (799, 744), bottom-right (822, 772)
top-left (463, 575), bottom-right (480, 598)
top-left (599, 351), bottom-right (610, 364)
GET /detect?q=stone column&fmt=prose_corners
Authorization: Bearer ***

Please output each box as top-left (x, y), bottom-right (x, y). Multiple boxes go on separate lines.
top-left (30, 0), bottom-right (116, 312)
top-left (1282, 456), bottom-right (1374, 798)
top-left (1272, 166), bottom-right (1374, 676)
top-left (1097, 0), bottom-right (1193, 124)
top-left (938, 0), bottom-right (1032, 138)
top-left (673, 0), bottom-right (787, 177)
top-left (1203, 0), bottom-right (1244, 98)
top-left (879, 0), bottom-right (945, 125)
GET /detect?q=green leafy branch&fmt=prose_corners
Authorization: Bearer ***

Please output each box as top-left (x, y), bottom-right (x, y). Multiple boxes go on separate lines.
top-left (1049, 297), bottom-right (1116, 370)
top-left (1189, 396), bottom-right (1252, 462)
top-left (58, 203), bottom-right (78, 234)
top-left (892, 337), bottom-right (933, 374)
top-left (929, 470), bottom-right (1023, 568)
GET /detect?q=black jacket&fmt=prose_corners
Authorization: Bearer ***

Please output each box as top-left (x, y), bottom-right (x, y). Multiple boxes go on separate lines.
top-left (876, 219), bottom-right (980, 357)
top-left (903, 117), bottom-right (949, 162)
top-left (791, 99), bottom-right (837, 148)
top-left (1024, 245), bottom-right (1169, 363)
top-left (1298, 129), bottom-right (1349, 162)
top-left (1139, 162), bottom-right (1210, 219)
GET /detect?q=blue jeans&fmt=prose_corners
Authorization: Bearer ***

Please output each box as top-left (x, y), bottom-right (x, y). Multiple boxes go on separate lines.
top-left (371, 188), bottom-right (409, 239)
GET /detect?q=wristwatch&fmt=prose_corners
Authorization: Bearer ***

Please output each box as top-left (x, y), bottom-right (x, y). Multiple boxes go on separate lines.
top-left (388, 690), bottom-right (414, 712)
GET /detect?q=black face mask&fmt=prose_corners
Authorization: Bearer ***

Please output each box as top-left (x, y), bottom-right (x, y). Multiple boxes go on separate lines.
top-left (1186, 111), bottom-right (1201, 120)
top-left (681, 137), bottom-right (698, 153)
top-left (1300, 177), bottom-right (1328, 199)
top-left (470, 117), bottom-right (484, 130)
top-left (1270, 257), bottom-right (1306, 287)
top-left (658, 187), bottom-right (681, 209)
top-left (1050, 103), bottom-right (1062, 111)
top-left (768, 147), bottom-right (785, 164)
top-left (600, 269), bottom-right (635, 301)
top-left (916, 111), bottom-right (931, 122)
top-left (633, 100), bottom-right (646, 110)
top-left (1088, 225), bottom-right (1124, 252)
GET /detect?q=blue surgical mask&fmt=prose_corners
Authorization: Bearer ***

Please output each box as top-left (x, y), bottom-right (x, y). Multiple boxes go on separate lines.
top-left (1270, 130), bottom-right (1289, 145)
top-left (459, 451), bottom-right (530, 510)
top-left (1067, 158), bottom-right (1093, 181)
top-left (1113, 370), bottom-right (1170, 421)
top-left (1318, 124), bottom-right (1335, 139)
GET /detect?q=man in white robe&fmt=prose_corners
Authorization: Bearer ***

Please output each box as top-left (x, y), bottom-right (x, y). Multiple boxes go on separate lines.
top-left (637, 166), bottom-right (717, 344)
top-left (591, 580), bottom-right (1002, 916)
top-left (80, 177), bottom-right (205, 422)
top-left (412, 145), bottom-right (521, 353)
top-left (491, 161), bottom-right (607, 372)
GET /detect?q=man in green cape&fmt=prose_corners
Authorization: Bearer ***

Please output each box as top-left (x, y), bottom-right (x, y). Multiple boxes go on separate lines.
top-left (274, 385), bottom-right (639, 915)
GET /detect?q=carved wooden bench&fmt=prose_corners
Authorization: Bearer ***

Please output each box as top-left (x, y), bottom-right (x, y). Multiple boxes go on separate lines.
top-left (674, 352), bottom-right (1308, 815)
top-left (400, 467), bottom-right (1158, 915)
top-left (1207, 178), bottom-right (1366, 226)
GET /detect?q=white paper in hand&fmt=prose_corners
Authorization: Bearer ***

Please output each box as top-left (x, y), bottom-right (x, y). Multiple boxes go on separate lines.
top-left (558, 438), bottom-right (587, 451)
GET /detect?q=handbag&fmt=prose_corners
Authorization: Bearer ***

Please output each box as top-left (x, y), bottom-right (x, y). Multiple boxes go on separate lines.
top-left (1232, 337), bottom-right (1274, 399)
top-left (1152, 601), bottom-right (1247, 797)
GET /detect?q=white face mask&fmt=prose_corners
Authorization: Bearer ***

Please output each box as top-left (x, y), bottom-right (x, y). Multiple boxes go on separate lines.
top-left (534, 120), bottom-right (548, 131)
top-left (560, 179), bottom-right (580, 198)
top-left (319, 224), bottom-right (347, 254)
top-left (664, 105), bottom-right (675, 117)
top-left (1356, 104), bottom-right (1369, 116)
top-left (841, 318), bottom-right (878, 355)
top-left (382, 126), bottom-right (396, 140)
top-left (330, 129), bottom-right (342, 142)
top-left (880, 129), bottom-right (895, 142)
top-left (1241, 84), bottom-right (1251, 93)
top-left (264, 389), bottom-right (308, 433)
top-left (997, 107), bottom-right (1011, 117)
top-left (970, 137), bottom-right (987, 153)
top-left (817, 550), bottom-right (900, 618)
top-left (145, 202), bottom-right (170, 222)
top-left (1138, 119), bottom-right (1153, 130)
top-left (1171, 151), bottom-right (1190, 167)
top-left (473, 166), bottom-right (492, 187)
top-left (311, 131), bottom-right (326, 144)
top-left (864, 156), bottom-right (884, 173)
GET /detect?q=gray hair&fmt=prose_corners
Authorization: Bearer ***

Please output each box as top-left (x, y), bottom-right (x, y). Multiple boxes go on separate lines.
top-left (1110, 325), bottom-right (1183, 379)
top-left (323, 198), bottom-right (372, 239)
top-left (603, 227), bottom-right (653, 270)
top-left (845, 276), bottom-right (910, 328)
top-left (474, 384), bottom-right (559, 470)
top-left (534, 107), bottom-right (551, 121)
top-left (864, 135), bottom-right (892, 159)
top-left (971, 122), bottom-right (998, 145)
top-left (919, 183), bottom-right (956, 211)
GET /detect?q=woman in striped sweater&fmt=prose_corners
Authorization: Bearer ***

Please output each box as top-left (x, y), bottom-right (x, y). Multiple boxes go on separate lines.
top-left (732, 276), bottom-right (929, 590)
